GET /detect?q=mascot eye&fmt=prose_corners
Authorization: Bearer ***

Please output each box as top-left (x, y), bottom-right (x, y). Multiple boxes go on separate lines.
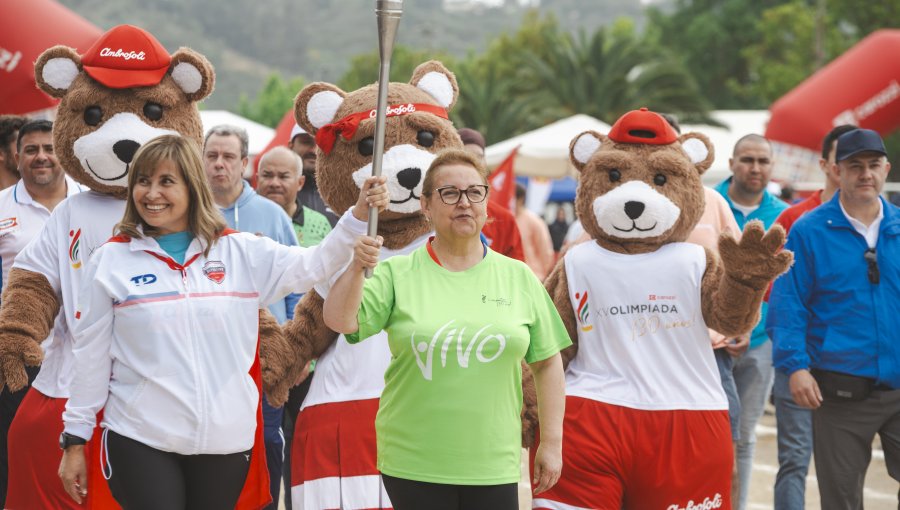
top-left (654, 174), bottom-right (667, 186)
top-left (84, 106), bottom-right (103, 126)
top-left (608, 169), bottom-right (621, 182)
top-left (358, 137), bottom-right (374, 157)
top-left (143, 102), bottom-right (163, 121)
top-left (416, 130), bottom-right (435, 148)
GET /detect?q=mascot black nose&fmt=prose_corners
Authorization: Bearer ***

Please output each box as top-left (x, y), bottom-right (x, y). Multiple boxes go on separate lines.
top-left (624, 201), bottom-right (645, 220)
top-left (397, 167), bottom-right (421, 191)
top-left (113, 140), bottom-right (141, 164)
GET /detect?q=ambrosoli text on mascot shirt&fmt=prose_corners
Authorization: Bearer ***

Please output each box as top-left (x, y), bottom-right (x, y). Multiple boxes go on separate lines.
top-left (668, 493), bottom-right (723, 510)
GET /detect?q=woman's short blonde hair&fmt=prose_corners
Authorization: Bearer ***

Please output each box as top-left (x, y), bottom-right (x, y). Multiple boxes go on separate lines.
top-left (422, 148), bottom-right (489, 198)
top-left (117, 134), bottom-right (226, 256)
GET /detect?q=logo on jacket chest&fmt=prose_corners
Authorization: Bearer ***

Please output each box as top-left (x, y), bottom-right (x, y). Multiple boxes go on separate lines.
top-left (0, 217), bottom-right (18, 233)
top-left (130, 274), bottom-right (157, 286)
top-left (68, 228), bottom-right (82, 269)
top-left (203, 260), bottom-right (226, 284)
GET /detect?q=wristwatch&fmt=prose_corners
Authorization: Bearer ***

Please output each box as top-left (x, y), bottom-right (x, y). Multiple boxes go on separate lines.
top-left (59, 432), bottom-right (87, 449)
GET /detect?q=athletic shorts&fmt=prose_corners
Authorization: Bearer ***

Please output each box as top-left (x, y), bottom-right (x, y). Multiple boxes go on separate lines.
top-left (531, 396), bottom-right (732, 510)
top-left (6, 388), bottom-right (119, 510)
top-left (290, 399), bottom-right (391, 510)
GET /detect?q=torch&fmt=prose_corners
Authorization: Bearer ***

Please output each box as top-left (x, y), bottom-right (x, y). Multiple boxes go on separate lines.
top-left (367, 0), bottom-right (403, 277)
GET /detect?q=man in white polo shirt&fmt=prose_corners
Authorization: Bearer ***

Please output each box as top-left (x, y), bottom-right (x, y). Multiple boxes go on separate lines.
top-left (0, 119), bottom-right (82, 507)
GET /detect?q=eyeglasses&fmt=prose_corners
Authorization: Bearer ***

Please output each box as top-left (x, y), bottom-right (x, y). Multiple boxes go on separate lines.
top-left (864, 248), bottom-right (880, 284)
top-left (434, 185), bottom-right (489, 205)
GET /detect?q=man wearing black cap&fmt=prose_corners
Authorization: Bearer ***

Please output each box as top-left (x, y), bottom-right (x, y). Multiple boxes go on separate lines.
top-left (768, 128), bottom-right (900, 509)
top-left (290, 124), bottom-right (339, 227)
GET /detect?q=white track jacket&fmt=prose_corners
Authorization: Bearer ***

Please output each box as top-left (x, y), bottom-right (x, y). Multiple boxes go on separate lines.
top-left (63, 212), bottom-right (365, 455)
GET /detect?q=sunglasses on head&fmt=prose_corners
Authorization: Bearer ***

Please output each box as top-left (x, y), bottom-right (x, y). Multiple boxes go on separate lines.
top-left (864, 248), bottom-right (879, 285)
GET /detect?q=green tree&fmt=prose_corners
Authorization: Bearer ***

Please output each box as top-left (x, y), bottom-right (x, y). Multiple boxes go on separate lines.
top-left (337, 46), bottom-right (457, 92)
top-left (521, 18), bottom-right (715, 124)
top-left (826, 0), bottom-right (900, 38)
top-left (645, 0), bottom-right (790, 109)
top-left (736, 1), bottom-right (850, 104)
top-left (237, 73), bottom-right (306, 128)
top-left (451, 56), bottom-right (547, 145)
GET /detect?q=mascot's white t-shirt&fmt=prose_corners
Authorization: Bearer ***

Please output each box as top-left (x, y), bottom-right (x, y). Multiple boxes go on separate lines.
top-left (301, 232), bottom-right (432, 410)
top-left (564, 241), bottom-right (727, 411)
top-left (13, 191), bottom-right (124, 398)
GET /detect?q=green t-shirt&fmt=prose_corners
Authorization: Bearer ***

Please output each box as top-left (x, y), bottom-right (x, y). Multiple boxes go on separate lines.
top-left (347, 246), bottom-right (571, 485)
top-left (292, 206), bottom-right (332, 248)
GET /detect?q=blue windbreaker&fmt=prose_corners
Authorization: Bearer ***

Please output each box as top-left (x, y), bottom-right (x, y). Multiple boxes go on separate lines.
top-left (767, 193), bottom-right (900, 389)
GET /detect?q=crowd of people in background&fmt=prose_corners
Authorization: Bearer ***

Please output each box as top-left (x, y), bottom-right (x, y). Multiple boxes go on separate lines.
top-left (0, 99), bottom-right (898, 510)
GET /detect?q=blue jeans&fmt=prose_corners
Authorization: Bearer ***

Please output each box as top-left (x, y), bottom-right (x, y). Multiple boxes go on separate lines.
top-left (733, 340), bottom-right (774, 510)
top-left (262, 396), bottom-right (284, 510)
top-left (773, 370), bottom-right (812, 510)
top-left (715, 348), bottom-right (741, 441)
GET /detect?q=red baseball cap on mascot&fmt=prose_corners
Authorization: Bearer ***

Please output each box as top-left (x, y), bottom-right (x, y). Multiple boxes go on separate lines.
top-left (81, 25), bottom-right (172, 89)
top-left (608, 107), bottom-right (678, 145)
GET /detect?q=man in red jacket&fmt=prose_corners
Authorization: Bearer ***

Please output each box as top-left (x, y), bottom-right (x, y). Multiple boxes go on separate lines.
top-left (458, 128), bottom-right (525, 262)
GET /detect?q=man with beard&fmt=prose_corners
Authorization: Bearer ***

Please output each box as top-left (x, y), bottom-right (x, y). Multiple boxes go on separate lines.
top-left (0, 120), bottom-right (82, 507)
top-left (290, 124), bottom-right (338, 226)
top-left (0, 116), bottom-right (28, 190)
top-left (715, 134), bottom-right (788, 510)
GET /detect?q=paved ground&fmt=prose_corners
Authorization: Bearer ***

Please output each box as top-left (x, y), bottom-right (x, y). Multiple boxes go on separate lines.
top-left (516, 407), bottom-right (898, 510)
top-left (279, 406), bottom-right (898, 509)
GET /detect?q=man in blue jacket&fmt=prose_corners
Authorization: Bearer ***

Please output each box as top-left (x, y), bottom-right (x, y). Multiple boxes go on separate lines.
top-left (768, 128), bottom-right (900, 510)
top-left (715, 134), bottom-right (788, 510)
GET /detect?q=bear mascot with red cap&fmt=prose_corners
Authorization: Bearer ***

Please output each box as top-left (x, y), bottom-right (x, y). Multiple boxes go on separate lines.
top-left (0, 25), bottom-right (281, 510)
top-left (532, 108), bottom-right (793, 510)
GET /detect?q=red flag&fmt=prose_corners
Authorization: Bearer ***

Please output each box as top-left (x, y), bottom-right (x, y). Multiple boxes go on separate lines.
top-left (489, 146), bottom-right (518, 210)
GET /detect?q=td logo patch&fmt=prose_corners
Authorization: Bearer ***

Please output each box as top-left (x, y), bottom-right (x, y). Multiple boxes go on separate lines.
top-left (203, 260), bottom-right (226, 284)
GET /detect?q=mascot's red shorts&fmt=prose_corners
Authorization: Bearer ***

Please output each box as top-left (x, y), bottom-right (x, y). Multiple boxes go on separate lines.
top-left (531, 396), bottom-right (732, 510)
top-left (6, 389), bottom-right (119, 510)
top-left (7, 352), bottom-right (270, 510)
top-left (291, 398), bottom-right (392, 510)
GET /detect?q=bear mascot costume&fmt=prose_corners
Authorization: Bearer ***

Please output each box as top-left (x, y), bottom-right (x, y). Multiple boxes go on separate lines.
top-left (0, 25), bottom-right (279, 509)
top-left (275, 60), bottom-right (539, 509)
top-left (532, 108), bottom-right (792, 510)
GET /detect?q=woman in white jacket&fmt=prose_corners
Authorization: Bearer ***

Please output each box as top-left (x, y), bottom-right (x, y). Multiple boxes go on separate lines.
top-left (57, 134), bottom-right (386, 509)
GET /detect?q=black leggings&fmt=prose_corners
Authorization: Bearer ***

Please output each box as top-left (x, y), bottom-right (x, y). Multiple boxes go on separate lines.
top-left (382, 473), bottom-right (518, 510)
top-left (105, 430), bottom-right (251, 510)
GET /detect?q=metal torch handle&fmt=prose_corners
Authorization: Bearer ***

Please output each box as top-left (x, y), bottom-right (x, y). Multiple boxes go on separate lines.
top-left (366, 0), bottom-right (403, 278)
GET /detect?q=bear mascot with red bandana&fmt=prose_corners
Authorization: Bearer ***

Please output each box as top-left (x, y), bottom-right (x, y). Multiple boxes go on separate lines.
top-left (273, 60), bottom-right (540, 509)
top-left (0, 25), bottom-right (284, 509)
top-left (533, 108), bottom-right (793, 510)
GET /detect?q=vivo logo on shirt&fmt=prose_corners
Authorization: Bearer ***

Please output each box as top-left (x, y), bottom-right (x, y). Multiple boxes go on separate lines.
top-left (411, 320), bottom-right (507, 380)
top-left (130, 274), bottom-right (157, 286)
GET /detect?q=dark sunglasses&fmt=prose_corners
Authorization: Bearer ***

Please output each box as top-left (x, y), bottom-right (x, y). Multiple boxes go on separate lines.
top-left (864, 248), bottom-right (880, 285)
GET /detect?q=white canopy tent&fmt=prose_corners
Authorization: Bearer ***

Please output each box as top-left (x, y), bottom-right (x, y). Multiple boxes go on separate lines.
top-left (485, 114), bottom-right (611, 178)
top-left (484, 111), bottom-right (771, 184)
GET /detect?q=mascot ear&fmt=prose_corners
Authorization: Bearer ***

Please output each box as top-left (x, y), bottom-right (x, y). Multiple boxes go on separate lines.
top-left (294, 83), bottom-right (347, 134)
top-left (35, 46), bottom-right (82, 98)
top-left (169, 48), bottom-right (215, 102)
top-left (569, 131), bottom-right (605, 172)
top-left (410, 60), bottom-right (459, 111)
top-left (679, 132), bottom-right (715, 174)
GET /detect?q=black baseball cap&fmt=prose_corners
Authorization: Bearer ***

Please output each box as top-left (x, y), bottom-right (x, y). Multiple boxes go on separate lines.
top-left (836, 129), bottom-right (887, 162)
